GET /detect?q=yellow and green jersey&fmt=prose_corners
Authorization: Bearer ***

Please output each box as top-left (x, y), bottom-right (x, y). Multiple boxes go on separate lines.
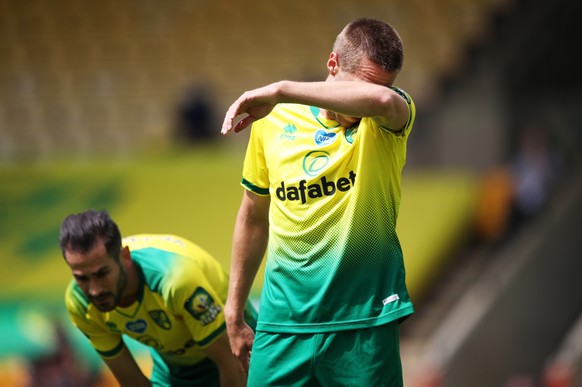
top-left (242, 87), bottom-right (416, 333)
top-left (65, 234), bottom-right (231, 367)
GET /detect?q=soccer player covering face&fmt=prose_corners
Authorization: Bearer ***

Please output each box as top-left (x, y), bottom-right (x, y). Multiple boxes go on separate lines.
top-left (222, 18), bottom-right (416, 386)
top-left (60, 209), bottom-right (256, 387)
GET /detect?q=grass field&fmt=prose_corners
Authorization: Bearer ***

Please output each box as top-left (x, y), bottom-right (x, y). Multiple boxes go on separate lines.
top-left (0, 143), bottom-right (478, 380)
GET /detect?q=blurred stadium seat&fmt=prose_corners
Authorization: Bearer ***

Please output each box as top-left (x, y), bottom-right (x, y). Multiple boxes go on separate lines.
top-left (0, 0), bottom-right (504, 160)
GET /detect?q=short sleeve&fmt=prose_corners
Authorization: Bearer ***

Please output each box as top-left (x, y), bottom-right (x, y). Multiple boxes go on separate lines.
top-left (241, 119), bottom-right (270, 195)
top-left (65, 282), bottom-right (124, 358)
top-left (165, 255), bottom-right (229, 349)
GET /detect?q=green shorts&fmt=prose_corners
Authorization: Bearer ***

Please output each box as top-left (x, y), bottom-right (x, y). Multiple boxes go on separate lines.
top-left (247, 321), bottom-right (403, 387)
top-left (150, 354), bottom-right (219, 387)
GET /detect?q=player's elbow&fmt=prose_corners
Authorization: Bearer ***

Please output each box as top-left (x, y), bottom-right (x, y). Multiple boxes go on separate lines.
top-left (375, 89), bottom-right (400, 115)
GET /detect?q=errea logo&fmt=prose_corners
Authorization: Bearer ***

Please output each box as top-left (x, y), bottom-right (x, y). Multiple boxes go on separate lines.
top-left (280, 123), bottom-right (297, 140)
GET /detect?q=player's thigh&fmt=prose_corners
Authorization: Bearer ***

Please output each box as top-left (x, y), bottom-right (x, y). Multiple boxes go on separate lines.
top-left (248, 331), bottom-right (317, 387)
top-left (317, 322), bottom-right (403, 387)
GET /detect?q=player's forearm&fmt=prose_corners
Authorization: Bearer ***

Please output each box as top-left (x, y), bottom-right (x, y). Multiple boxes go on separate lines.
top-left (226, 216), bottom-right (268, 323)
top-left (206, 335), bottom-right (248, 387)
top-left (103, 347), bottom-right (151, 387)
top-left (226, 193), bottom-right (268, 324)
top-left (220, 369), bottom-right (247, 387)
top-left (275, 80), bottom-right (402, 119)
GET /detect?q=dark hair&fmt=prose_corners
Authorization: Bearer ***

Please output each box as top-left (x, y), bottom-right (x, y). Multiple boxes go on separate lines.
top-left (59, 209), bottom-right (122, 260)
top-left (333, 18), bottom-right (403, 74)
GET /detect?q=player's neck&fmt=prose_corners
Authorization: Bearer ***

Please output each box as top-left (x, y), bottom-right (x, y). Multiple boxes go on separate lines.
top-left (321, 108), bottom-right (334, 122)
top-left (117, 265), bottom-right (139, 307)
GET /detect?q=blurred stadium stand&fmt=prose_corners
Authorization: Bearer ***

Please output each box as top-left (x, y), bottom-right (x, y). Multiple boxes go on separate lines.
top-left (403, 160), bottom-right (582, 386)
top-left (0, 0), bottom-right (506, 160)
top-left (543, 312), bottom-right (582, 387)
top-left (1, 0), bottom-right (581, 385)
top-left (399, 0), bottom-right (582, 385)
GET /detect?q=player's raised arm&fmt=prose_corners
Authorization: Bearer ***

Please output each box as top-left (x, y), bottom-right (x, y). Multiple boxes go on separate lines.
top-left (221, 84), bottom-right (279, 135)
top-left (222, 78), bottom-right (409, 136)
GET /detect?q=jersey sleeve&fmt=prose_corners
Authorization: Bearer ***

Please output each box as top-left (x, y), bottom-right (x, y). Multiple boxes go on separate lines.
top-left (65, 281), bottom-right (125, 359)
top-left (241, 118), bottom-right (270, 195)
top-left (165, 254), bottom-right (230, 349)
top-left (387, 86), bottom-right (416, 137)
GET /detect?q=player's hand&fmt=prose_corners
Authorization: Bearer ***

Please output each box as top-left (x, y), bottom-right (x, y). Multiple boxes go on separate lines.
top-left (226, 321), bottom-right (255, 374)
top-left (221, 84), bottom-right (279, 135)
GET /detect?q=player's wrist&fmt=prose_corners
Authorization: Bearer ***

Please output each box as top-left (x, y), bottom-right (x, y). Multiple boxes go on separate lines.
top-left (224, 304), bottom-right (246, 325)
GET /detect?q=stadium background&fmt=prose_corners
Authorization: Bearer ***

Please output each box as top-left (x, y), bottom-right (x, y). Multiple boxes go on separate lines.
top-left (0, 0), bottom-right (581, 386)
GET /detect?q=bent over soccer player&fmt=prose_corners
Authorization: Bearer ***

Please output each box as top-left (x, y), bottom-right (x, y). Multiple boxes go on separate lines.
top-left (222, 18), bottom-right (415, 386)
top-left (60, 209), bottom-right (256, 387)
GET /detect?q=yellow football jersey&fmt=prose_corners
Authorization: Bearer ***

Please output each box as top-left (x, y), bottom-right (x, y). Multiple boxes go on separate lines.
top-left (242, 87), bottom-right (416, 333)
top-left (65, 234), bottom-right (230, 367)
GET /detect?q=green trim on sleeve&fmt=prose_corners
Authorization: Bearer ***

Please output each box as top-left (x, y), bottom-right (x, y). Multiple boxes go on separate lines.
top-left (197, 322), bottom-right (227, 347)
top-left (389, 86), bottom-right (411, 104)
top-left (386, 86), bottom-right (414, 134)
top-left (96, 338), bottom-right (125, 358)
top-left (241, 178), bottom-right (270, 195)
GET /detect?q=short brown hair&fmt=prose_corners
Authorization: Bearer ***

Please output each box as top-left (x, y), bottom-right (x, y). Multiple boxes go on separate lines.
top-left (59, 209), bottom-right (122, 260)
top-left (333, 18), bottom-right (403, 74)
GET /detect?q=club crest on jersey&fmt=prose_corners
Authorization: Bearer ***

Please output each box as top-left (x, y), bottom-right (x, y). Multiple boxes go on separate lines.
top-left (149, 310), bottom-right (172, 330)
top-left (185, 287), bottom-right (222, 326)
top-left (126, 319), bottom-right (148, 334)
top-left (303, 150), bottom-right (330, 176)
top-left (315, 130), bottom-right (337, 147)
top-left (106, 322), bottom-right (123, 334)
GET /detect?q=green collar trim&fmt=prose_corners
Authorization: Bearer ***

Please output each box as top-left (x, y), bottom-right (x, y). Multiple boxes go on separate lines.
top-left (310, 106), bottom-right (340, 130)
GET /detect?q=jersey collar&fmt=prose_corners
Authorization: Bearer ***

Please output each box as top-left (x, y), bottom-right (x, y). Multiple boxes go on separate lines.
top-left (310, 106), bottom-right (340, 130)
top-left (115, 262), bottom-right (145, 318)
